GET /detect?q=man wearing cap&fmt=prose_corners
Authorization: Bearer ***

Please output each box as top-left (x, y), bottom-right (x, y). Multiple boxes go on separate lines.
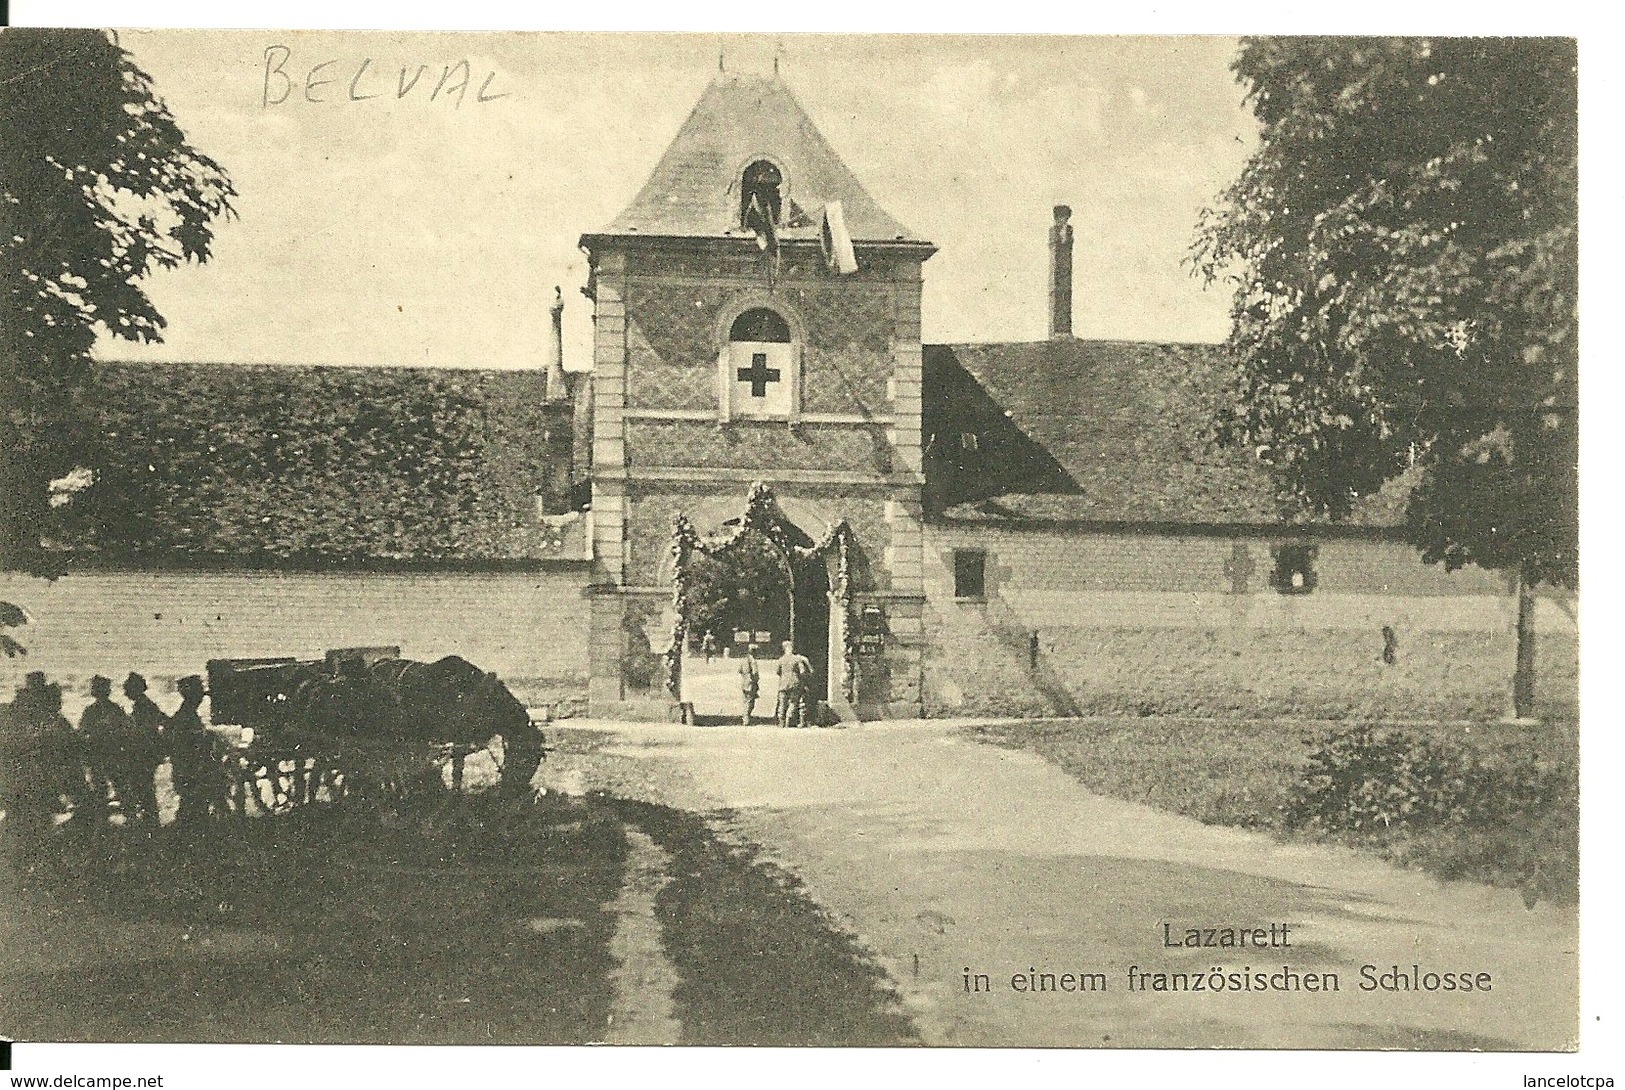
top-left (11, 674), bottom-right (93, 831)
top-left (33, 676), bottom-right (87, 826)
top-left (77, 676), bottom-right (128, 827)
top-left (737, 651), bottom-right (760, 726)
top-left (774, 640), bottom-right (813, 729)
top-left (120, 673), bottom-right (166, 826)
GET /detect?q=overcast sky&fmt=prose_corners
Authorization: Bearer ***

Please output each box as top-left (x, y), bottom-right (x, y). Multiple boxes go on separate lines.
top-left (95, 31), bottom-right (1258, 370)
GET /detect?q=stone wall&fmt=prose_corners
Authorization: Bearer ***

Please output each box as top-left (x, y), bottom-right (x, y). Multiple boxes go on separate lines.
top-left (0, 567), bottom-right (591, 709)
top-left (922, 524), bottom-right (1579, 721)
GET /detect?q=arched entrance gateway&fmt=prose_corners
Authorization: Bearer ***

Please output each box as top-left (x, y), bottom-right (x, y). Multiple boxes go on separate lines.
top-left (667, 483), bottom-right (857, 725)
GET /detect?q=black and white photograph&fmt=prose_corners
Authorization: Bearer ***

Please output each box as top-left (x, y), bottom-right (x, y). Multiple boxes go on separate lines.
top-left (0, 13), bottom-right (1600, 1085)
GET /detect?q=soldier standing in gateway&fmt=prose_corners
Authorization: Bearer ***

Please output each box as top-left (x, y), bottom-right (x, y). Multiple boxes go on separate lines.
top-left (737, 651), bottom-right (760, 725)
top-left (120, 673), bottom-right (166, 826)
top-left (774, 640), bottom-right (813, 729)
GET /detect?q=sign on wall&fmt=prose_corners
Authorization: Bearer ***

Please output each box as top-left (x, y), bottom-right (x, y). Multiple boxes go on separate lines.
top-left (728, 340), bottom-right (795, 419)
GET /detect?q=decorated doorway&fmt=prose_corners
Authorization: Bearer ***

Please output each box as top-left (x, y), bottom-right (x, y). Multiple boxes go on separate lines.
top-left (667, 483), bottom-right (856, 725)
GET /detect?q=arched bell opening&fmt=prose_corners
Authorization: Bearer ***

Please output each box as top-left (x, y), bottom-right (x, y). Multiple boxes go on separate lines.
top-left (739, 158), bottom-right (785, 229)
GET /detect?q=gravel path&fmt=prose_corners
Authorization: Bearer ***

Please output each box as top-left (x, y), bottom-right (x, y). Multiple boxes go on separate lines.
top-left (540, 717), bottom-right (1578, 1050)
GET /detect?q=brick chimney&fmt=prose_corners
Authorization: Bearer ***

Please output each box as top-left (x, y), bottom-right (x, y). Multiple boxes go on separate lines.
top-left (544, 286), bottom-right (568, 403)
top-left (1048, 204), bottom-right (1073, 339)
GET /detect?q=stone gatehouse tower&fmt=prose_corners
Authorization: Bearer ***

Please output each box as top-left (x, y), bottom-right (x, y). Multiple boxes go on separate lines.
top-left (579, 71), bottom-right (935, 720)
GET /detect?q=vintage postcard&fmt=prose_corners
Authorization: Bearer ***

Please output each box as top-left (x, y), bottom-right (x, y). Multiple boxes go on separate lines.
top-left (0, 22), bottom-right (1594, 1081)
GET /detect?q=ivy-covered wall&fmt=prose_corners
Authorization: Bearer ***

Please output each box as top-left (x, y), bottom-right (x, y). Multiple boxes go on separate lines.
top-left (50, 362), bottom-right (572, 562)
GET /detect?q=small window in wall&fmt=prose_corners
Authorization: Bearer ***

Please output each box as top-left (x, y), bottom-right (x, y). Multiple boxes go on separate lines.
top-left (954, 549), bottom-right (987, 600)
top-left (1270, 542), bottom-right (1319, 595)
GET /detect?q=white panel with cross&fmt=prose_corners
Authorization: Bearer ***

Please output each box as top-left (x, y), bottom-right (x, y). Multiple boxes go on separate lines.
top-left (728, 340), bottom-right (794, 419)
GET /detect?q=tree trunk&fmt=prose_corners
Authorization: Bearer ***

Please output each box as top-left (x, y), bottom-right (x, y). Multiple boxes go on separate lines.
top-left (1509, 564), bottom-right (1538, 720)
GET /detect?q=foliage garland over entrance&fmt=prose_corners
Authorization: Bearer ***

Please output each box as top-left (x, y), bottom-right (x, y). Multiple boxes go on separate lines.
top-left (666, 482), bottom-right (857, 703)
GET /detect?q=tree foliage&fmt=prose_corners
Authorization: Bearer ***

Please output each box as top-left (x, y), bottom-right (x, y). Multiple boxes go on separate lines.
top-left (1194, 37), bottom-right (1577, 589)
top-left (683, 529), bottom-right (792, 648)
top-left (0, 28), bottom-right (236, 569)
top-left (0, 600), bottom-right (26, 658)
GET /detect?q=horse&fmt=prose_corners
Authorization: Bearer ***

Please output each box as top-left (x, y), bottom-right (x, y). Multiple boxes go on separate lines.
top-left (289, 655), bottom-right (542, 802)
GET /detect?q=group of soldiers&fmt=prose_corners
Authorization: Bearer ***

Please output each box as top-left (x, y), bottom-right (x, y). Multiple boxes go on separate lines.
top-left (0, 669), bottom-right (227, 838)
top-left (735, 640), bottom-right (815, 728)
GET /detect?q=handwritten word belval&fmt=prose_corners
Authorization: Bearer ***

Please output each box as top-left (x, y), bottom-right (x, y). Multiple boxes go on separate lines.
top-left (262, 47), bottom-right (510, 109)
top-left (1163, 923), bottom-right (1293, 949)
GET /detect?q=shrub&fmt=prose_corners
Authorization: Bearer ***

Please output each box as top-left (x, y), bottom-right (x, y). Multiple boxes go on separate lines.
top-left (970, 719), bottom-right (1577, 905)
top-left (1281, 726), bottom-right (1470, 834)
top-left (1281, 725), bottom-right (1580, 902)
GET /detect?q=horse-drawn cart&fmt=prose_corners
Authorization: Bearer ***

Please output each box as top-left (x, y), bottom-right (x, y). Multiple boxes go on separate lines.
top-left (205, 647), bottom-right (545, 814)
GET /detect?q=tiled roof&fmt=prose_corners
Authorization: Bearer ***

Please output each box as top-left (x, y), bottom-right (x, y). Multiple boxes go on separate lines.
top-left (589, 73), bottom-right (925, 245)
top-left (47, 362), bottom-right (581, 563)
top-left (923, 340), bottom-right (1411, 528)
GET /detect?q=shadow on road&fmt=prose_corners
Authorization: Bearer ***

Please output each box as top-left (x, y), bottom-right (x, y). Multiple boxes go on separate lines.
top-left (2, 791), bottom-right (920, 1047)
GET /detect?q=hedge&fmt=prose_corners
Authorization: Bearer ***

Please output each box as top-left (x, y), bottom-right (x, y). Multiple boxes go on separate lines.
top-left (48, 362), bottom-right (569, 562)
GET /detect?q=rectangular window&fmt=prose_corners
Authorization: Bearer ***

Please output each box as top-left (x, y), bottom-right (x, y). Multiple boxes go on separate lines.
top-left (953, 549), bottom-right (987, 599)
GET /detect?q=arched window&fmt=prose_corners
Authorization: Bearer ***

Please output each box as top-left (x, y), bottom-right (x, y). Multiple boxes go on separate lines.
top-left (739, 159), bottom-right (783, 229)
top-left (718, 303), bottom-right (800, 423)
top-left (729, 307), bottom-right (790, 343)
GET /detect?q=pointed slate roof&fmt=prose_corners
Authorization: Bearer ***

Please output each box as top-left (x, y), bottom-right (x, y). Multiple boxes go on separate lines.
top-left (589, 73), bottom-right (927, 246)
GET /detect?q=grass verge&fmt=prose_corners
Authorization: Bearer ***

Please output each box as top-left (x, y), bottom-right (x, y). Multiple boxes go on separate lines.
top-left (964, 718), bottom-right (1578, 906)
top-left (0, 795), bottom-right (627, 1044)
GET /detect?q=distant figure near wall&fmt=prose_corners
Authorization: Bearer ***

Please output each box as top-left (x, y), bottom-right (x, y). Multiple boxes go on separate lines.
top-left (77, 676), bottom-right (126, 828)
top-left (1, 672), bottom-right (78, 839)
top-left (120, 673), bottom-right (166, 827)
top-left (167, 675), bottom-right (226, 825)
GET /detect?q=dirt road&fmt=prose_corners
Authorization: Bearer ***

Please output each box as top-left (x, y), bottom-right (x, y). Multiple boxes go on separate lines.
top-left (543, 718), bottom-right (1579, 1050)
